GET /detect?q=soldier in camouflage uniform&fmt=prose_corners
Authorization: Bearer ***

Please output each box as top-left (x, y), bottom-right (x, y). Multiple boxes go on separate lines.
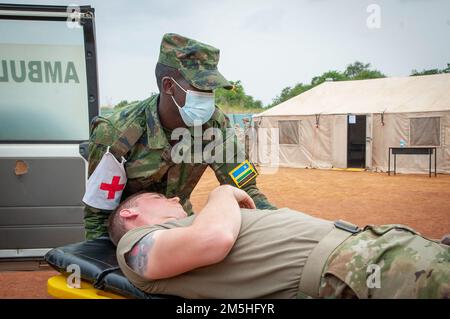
top-left (84, 33), bottom-right (276, 239)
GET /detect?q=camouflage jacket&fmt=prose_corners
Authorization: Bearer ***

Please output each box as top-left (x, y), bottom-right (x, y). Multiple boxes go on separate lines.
top-left (84, 94), bottom-right (276, 239)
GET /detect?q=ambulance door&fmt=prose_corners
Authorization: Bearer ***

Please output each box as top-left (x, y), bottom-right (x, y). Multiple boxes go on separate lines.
top-left (0, 4), bottom-right (99, 261)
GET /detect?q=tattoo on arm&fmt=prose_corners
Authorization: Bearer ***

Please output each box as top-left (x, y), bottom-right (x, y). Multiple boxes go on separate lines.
top-left (126, 233), bottom-right (155, 276)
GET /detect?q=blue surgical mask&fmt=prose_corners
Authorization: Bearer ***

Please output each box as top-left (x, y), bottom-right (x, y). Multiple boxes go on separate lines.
top-left (170, 77), bottom-right (215, 126)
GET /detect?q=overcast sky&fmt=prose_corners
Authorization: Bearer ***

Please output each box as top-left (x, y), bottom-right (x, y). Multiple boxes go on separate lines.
top-left (4, 0), bottom-right (450, 106)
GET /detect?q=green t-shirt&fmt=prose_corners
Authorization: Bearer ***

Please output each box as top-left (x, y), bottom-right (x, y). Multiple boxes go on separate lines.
top-left (117, 208), bottom-right (334, 298)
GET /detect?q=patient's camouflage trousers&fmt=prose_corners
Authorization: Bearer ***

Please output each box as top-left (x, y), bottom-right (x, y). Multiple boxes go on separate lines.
top-left (319, 224), bottom-right (450, 299)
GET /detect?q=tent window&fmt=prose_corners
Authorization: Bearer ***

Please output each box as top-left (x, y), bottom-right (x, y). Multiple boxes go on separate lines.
top-left (410, 117), bottom-right (440, 146)
top-left (279, 120), bottom-right (299, 144)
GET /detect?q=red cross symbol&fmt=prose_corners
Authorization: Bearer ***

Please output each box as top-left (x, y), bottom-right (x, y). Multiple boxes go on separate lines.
top-left (100, 176), bottom-right (125, 199)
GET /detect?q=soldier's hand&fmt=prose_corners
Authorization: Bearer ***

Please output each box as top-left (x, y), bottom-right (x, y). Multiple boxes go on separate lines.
top-left (212, 185), bottom-right (256, 209)
top-left (237, 195), bottom-right (256, 209)
top-left (229, 186), bottom-right (256, 209)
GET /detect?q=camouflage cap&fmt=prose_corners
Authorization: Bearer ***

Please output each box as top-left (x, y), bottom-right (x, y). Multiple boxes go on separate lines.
top-left (158, 33), bottom-right (233, 91)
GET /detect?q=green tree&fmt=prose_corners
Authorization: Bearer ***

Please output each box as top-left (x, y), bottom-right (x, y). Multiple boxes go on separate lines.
top-left (215, 80), bottom-right (263, 112)
top-left (268, 83), bottom-right (313, 108)
top-left (411, 69), bottom-right (440, 76)
top-left (113, 96), bottom-right (155, 110)
top-left (268, 61), bottom-right (385, 108)
top-left (344, 61), bottom-right (385, 80)
top-left (311, 70), bottom-right (347, 86)
top-left (344, 61), bottom-right (369, 78)
top-left (411, 63), bottom-right (450, 76)
top-left (444, 63), bottom-right (450, 73)
top-left (114, 100), bottom-right (129, 109)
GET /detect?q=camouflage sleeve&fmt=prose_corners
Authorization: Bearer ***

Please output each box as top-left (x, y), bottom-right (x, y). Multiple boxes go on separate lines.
top-left (209, 113), bottom-right (277, 210)
top-left (84, 117), bottom-right (118, 240)
top-left (210, 161), bottom-right (277, 210)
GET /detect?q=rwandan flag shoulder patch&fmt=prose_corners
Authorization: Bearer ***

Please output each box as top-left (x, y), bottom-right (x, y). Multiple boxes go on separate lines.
top-left (228, 160), bottom-right (258, 188)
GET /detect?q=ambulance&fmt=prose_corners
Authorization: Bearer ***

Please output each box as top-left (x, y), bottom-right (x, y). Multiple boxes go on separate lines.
top-left (0, 4), bottom-right (99, 268)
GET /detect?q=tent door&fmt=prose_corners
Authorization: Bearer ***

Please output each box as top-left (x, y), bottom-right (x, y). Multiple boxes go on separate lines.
top-left (332, 115), bottom-right (348, 168)
top-left (365, 114), bottom-right (373, 169)
top-left (347, 115), bottom-right (366, 168)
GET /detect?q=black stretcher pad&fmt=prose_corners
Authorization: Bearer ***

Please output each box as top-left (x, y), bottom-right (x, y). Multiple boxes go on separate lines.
top-left (44, 237), bottom-right (177, 299)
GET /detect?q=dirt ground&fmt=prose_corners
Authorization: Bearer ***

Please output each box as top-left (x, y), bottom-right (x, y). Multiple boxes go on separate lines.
top-left (1, 167), bottom-right (449, 299)
top-left (0, 270), bottom-right (57, 299)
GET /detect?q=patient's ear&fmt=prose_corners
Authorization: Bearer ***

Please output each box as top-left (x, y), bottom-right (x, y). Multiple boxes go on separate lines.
top-left (169, 196), bottom-right (180, 203)
top-left (119, 209), bottom-right (139, 220)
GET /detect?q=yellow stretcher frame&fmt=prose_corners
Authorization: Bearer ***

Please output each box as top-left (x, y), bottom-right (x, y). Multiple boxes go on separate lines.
top-left (47, 274), bottom-right (128, 299)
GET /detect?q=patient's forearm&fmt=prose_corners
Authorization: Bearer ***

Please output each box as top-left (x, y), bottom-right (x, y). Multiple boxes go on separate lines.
top-left (193, 186), bottom-right (242, 243)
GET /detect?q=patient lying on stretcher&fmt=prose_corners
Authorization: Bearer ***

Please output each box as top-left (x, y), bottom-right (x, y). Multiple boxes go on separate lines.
top-left (109, 185), bottom-right (450, 299)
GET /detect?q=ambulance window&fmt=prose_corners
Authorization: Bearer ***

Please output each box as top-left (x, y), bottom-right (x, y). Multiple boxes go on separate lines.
top-left (410, 117), bottom-right (440, 146)
top-left (279, 120), bottom-right (300, 145)
top-left (0, 19), bottom-right (90, 141)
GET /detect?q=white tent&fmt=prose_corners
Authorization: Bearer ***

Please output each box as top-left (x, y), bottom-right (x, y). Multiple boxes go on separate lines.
top-left (252, 73), bottom-right (450, 174)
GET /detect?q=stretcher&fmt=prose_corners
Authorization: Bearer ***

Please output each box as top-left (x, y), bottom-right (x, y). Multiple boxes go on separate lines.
top-left (44, 236), bottom-right (178, 299)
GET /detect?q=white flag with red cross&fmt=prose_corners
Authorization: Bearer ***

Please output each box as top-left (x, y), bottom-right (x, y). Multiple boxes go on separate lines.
top-left (82, 147), bottom-right (127, 210)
